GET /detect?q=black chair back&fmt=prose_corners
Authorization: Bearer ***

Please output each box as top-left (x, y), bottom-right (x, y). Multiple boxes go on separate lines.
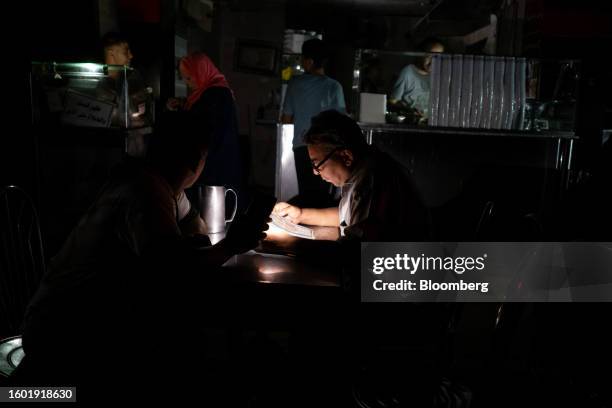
top-left (0, 186), bottom-right (45, 337)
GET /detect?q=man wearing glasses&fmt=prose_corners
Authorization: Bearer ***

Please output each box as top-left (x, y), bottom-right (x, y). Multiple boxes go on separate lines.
top-left (273, 110), bottom-right (430, 241)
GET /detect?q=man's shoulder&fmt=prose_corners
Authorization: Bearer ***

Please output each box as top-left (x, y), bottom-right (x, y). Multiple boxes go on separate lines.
top-left (290, 74), bottom-right (338, 86)
top-left (400, 64), bottom-right (418, 77)
top-left (288, 74), bottom-right (308, 85)
top-left (286, 75), bottom-right (318, 98)
top-left (318, 75), bottom-right (341, 88)
top-left (108, 160), bottom-right (171, 201)
top-left (287, 74), bottom-right (314, 90)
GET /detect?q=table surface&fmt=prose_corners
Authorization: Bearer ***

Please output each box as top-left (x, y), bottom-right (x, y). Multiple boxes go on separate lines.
top-left (210, 226), bottom-right (343, 289)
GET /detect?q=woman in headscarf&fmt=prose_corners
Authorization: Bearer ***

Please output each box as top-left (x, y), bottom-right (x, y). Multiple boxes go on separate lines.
top-left (167, 53), bottom-right (243, 207)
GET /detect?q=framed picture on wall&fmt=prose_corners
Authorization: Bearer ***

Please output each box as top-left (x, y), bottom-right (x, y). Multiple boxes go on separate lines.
top-left (234, 39), bottom-right (279, 76)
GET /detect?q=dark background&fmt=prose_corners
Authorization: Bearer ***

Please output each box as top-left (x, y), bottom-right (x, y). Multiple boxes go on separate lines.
top-left (2, 1), bottom-right (611, 405)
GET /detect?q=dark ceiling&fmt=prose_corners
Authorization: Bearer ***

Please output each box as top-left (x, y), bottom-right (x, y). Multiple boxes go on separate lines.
top-left (227, 0), bottom-right (501, 18)
top-left (226, 0), bottom-right (503, 38)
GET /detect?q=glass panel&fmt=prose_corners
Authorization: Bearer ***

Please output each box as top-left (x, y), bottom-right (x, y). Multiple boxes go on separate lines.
top-left (30, 62), bottom-right (154, 129)
top-left (353, 50), bottom-right (579, 133)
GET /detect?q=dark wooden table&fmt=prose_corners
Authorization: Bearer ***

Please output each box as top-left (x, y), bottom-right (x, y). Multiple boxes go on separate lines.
top-left (210, 225), bottom-right (343, 291)
top-left (202, 227), bottom-right (346, 330)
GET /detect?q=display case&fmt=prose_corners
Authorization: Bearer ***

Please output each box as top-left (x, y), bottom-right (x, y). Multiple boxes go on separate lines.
top-left (30, 62), bottom-right (154, 130)
top-left (353, 50), bottom-right (580, 133)
top-left (29, 62), bottom-right (158, 255)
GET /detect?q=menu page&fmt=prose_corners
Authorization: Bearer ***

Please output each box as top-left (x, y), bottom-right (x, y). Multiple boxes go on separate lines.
top-left (270, 213), bottom-right (315, 240)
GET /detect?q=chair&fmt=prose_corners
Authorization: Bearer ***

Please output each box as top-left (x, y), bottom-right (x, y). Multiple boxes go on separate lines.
top-left (350, 303), bottom-right (471, 407)
top-left (0, 336), bottom-right (24, 378)
top-left (430, 197), bottom-right (496, 241)
top-left (475, 200), bottom-right (495, 239)
top-left (0, 185), bottom-right (46, 378)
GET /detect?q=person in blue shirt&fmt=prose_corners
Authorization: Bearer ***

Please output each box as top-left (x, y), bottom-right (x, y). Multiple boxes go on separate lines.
top-left (389, 38), bottom-right (444, 122)
top-left (281, 39), bottom-right (346, 208)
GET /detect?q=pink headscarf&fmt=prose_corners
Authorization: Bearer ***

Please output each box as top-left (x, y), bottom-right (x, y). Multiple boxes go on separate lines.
top-left (181, 53), bottom-right (232, 110)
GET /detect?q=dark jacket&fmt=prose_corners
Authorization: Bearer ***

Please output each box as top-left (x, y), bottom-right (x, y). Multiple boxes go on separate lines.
top-left (341, 148), bottom-right (431, 241)
top-left (188, 86), bottom-right (244, 207)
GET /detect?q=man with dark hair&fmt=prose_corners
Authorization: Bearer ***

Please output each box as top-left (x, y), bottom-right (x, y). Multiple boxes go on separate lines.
top-left (389, 37), bottom-right (445, 122)
top-left (301, 38), bottom-right (329, 69)
top-left (274, 110), bottom-right (430, 241)
top-left (101, 31), bottom-right (133, 66)
top-left (98, 31), bottom-right (152, 130)
top-left (18, 113), bottom-right (268, 401)
top-left (281, 39), bottom-right (346, 208)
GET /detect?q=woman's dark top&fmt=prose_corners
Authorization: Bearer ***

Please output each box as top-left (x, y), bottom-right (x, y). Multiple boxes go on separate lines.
top-left (188, 86), bottom-right (243, 205)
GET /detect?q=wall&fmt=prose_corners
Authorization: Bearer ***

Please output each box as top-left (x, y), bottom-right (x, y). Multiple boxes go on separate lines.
top-left (210, 4), bottom-right (285, 192)
top-left (29, 1), bottom-right (101, 61)
top-left (98, 0), bottom-right (119, 36)
top-left (213, 4), bottom-right (284, 135)
top-left (496, 0), bottom-right (526, 56)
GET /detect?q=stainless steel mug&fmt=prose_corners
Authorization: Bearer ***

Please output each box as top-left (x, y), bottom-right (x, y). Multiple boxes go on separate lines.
top-left (199, 186), bottom-right (238, 233)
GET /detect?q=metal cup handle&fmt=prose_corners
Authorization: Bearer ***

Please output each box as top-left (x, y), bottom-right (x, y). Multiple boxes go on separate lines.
top-left (225, 188), bottom-right (238, 223)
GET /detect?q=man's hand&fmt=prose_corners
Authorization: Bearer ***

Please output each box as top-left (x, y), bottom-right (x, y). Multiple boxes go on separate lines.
top-left (273, 202), bottom-right (303, 224)
top-left (223, 216), bottom-right (270, 255)
top-left (184, 233), bottom-right (212, 248)
top-left (166, 97), bottom-right (185, 111)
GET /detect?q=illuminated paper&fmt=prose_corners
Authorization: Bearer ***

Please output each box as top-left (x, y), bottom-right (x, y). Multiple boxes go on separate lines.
top-left (271, 213), bottom-right (315, 240)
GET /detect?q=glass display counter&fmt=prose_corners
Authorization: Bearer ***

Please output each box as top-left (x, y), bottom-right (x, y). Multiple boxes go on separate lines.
top-left (353, 50), bottom-right (580, 134)
top-left (30, 62), bottom-right (154, 129)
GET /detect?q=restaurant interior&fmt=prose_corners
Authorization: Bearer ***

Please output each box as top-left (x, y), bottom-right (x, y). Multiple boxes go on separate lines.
top-left (2, 0), bottom-right (612, 406)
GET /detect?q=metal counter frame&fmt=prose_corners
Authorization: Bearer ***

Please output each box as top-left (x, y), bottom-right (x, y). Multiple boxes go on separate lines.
top-left (359, 122), bottom-right (577, 191)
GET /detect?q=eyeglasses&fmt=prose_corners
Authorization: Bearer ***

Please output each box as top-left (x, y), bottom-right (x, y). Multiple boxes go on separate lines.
top-left (311, 147), bottom-right (341, 175)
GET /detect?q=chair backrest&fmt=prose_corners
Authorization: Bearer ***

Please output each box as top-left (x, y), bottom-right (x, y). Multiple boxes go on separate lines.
top-left (0, 186), bottom-right (46, 337)
top-left (475, 200), bottom-right (495, 239)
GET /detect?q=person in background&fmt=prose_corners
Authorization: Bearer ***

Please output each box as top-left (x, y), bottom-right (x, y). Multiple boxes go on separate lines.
top-left (17, 113), bottom-right (268, 402)
top-left (98, 31), bottom-right (150, 129)
top-left (167, 53), bottom-right (244, 211)
top-left (273, 110), bottom-right (430, 241)
top-left (281, 39), bottom-right (346, 208)
top-left (102, 31), bottom-right (133, 67)
top-left (388, 38), bottom-right (445, 122)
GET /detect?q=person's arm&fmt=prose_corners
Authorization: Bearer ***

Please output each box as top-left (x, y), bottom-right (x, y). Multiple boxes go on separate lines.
top-left (166, 222), bottom-right (267, 271)
top-left (191, 239), bottom-right (234, 266)
top-left (273, 202), bottom-right (339, 227)
top-left (176, 191), bottom-right (207, 236)
top-left (333, 81), bottom-right (346, 114)
top-left (300, 207), bottom-right (339, 226)
top-left (389, 66), bottom-right (413, 105)
top-left (192, 207), bottom-right (269, 265)
top-left (125, 178), bottom-right (264, 273)
top-left (166, 97), bottom-right (185, 111)
top-left (178, 208), bottom-right (207, 236)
